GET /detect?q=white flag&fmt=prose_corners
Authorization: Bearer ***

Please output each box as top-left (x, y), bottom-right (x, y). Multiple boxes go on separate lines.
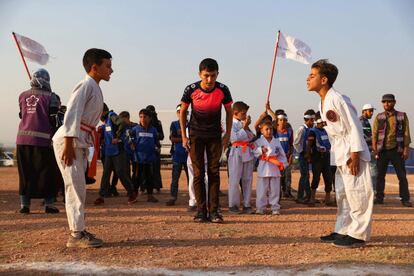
top-left (13, 32), bottom-right (49, 65)
top-left (277, 32), bottom-right (312, 64)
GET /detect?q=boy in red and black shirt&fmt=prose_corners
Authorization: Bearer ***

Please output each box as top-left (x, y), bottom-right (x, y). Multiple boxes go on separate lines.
top-left (180, 58), bottom-right (233, 223)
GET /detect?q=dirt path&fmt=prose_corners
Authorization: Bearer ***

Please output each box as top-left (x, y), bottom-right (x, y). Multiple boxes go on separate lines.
top-left (0, 166), bottom-right (413, 274)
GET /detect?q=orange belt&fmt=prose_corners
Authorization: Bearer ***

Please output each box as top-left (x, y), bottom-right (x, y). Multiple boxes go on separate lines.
top-left (80, 122), bottom-right (98, 178)
top-left (232, 141), bottom-right (254, 153)
top-left (259, 154), bottom-right (284, 172)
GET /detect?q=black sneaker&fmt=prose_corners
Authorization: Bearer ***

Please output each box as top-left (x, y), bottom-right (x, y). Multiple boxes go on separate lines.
top-left (402, 201), bottom-right (412, 207)
top-left (111, 189), bottom-right (119, 197)
top-left (333, 235), bottom-right (365, 248)
top-left (242, 206), bottom-right (255, 214)
top-left (166, 199), bottom-right (176, 206)
top-left (374, 198), bottom-right (384, 204)
top-left (210, 212), bottom-right (224, 223)
top-left (66, 230), bottom-right (103, 248)
top-left (193, 212), bottom-right (208, 223)
top-left (19, 206), bottom-right (30, 214)
top-left (187, 205), bottom-right (197, 212)
top-left (45, 206), bottom-right (60, 214)
top-left (320, 232), bottom-right (346, 243)
top-left (228, 206), bottom-right (240, 214)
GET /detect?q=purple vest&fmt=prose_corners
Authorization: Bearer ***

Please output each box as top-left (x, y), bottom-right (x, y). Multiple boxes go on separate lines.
top-left (376, 111), bottom-right (405, 153)
top-left (16, 89), bottom-right (53, 147)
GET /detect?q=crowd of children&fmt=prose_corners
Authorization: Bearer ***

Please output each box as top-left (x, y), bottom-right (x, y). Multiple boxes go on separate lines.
top-left (93, 97), bottom-right (339, 217)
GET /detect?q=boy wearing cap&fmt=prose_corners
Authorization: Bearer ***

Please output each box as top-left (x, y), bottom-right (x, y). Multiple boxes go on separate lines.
top-left (307, 59), bottom-right (373, 248)
top-left (166, 105), bottom-right (189, 206)
top-left (372, 94), bottom-right (412, 207)
top-left (293, 109), bottom-right (316, 203)
top-left (360, 104), bottom-right (377, 192)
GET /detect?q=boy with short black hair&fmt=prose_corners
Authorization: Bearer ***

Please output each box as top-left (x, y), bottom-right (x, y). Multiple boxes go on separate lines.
top-left (179, 58), bottom-right (233, 223)
top-left (53, 48), bottom-right (112, 248)
top-left (228, 101), bottom-right (255, 213)
top-left (307, 59), bottom-right (373, 248)
top-left (254, 121), bottom-right (288, 215)
top-left (133, 108), bottom-right (159, 203)
top-left (119, 110), bottom-right (138, 190)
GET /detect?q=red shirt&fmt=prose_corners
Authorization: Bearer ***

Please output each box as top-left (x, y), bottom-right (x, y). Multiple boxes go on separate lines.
top-left (181, 81), bottom-right (232, 138)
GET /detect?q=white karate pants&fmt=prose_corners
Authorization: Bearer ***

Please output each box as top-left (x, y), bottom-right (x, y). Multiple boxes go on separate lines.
top-left (54, 144), bottom-right (88, 232)
top-left (187, 157), bottom-right (208, 207)
top-left (256, 177), bottom-right (281, 211)
top-left (228, 156), bottom-right (254, 208)
top-left (334, 160), bottom-right (374, 241)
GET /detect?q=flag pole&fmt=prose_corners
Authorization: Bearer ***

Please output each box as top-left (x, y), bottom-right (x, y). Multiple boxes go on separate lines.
top-left (12, 32), bottom-right (31, 80)
top-left (266, 30), bottom-right (281, 103)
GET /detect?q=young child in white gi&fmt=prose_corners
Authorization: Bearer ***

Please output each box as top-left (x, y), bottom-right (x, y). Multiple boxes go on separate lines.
top-left (254, 121), bottom-right (288, 215)
top-left (228, 101), bottom-right (255, 214)
top-left (307, 59), bottom-right (373, 248)
top-left (53, 48), bottom-right (113, 248)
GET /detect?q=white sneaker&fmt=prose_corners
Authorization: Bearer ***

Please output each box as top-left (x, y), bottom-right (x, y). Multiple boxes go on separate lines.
top-left (255, 209), bottom-right (265, 215)
top-left (272, 210), bottom-right (281, 215)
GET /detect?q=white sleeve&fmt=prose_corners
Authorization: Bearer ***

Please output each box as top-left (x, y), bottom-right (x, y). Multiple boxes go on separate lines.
top-left (61, 82), bottom-right (89, 137)
top-left (339, 98), bottom-right (366, 153)
top-left (230, 123), bottom-right (249, 143)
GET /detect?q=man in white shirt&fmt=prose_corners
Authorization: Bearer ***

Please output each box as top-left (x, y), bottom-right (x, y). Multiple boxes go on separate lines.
top-left (53, 48), bottom-right (113, 248)
top-left (306, 59), bottom-right (373, 248)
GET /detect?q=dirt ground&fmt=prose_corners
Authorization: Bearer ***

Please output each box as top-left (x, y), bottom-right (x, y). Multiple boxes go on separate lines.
top-left (0, 165), bottom-right (413, 274)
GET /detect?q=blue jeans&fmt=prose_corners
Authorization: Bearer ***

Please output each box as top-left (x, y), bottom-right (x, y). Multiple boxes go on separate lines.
top-left (297, 153), bottom-right (311, 199)
top-left (20, 195), bottom-right (54, 207)
top-left (170, 162), bottom-right (189, 199)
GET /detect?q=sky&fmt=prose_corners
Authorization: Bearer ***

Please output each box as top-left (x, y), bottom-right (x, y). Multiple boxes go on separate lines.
top-left (0, 0), bottom-right (413, 147)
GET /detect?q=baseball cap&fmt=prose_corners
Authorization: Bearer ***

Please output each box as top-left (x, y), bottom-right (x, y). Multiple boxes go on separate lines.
top-left (362, 104), bottom-right (375, 111)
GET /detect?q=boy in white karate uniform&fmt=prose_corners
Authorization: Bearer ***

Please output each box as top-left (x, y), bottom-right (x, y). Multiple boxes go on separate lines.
top-left (254, 121), bottom-right (288, 215)
top-left (228, 101), bottom-right (255, 214)
top-left (53, 48), bottom-right (113, 248)
top-left (307, 59), bottom-right (373, 248)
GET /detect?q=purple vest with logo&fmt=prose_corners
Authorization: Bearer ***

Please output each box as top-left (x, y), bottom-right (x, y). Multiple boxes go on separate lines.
top-left (375, 111), bottom-right (405, 153)
top-left (16, 89), bottom-right (53, 147)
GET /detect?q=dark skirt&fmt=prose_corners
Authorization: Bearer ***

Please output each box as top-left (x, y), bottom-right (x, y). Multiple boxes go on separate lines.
top-left (17, 145), bottom-right (57, 198)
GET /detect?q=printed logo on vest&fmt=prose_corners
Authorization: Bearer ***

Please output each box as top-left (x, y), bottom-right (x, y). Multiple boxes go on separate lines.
top-left (26, 95), bottom-right (40, 114)
top-left (326, 110), bottom-right (339, 122)
top-left (26, 95), bottom-right (39, 107)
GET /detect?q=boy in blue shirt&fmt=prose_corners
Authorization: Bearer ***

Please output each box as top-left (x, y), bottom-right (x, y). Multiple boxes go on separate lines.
top-left (133, 108), bottom-right (159, 203)
top-left (166, 104), bottom-right (189, 206)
